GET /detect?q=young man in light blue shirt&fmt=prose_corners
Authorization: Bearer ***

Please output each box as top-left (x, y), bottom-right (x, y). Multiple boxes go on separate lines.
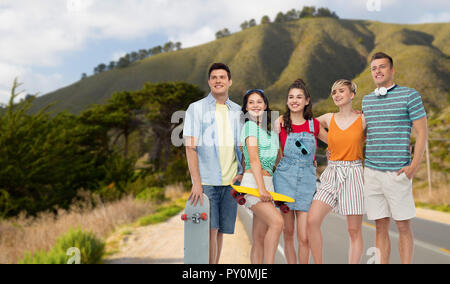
top-left (184, 63), bottom-right (244, 264)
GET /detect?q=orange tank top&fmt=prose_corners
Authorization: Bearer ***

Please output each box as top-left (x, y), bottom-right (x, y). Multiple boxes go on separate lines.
top-left (328, 114), bottom-right (364, 161)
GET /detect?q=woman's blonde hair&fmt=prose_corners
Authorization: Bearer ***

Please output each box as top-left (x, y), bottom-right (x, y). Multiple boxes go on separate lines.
top-left (331, 79), bottom-right (357, 96)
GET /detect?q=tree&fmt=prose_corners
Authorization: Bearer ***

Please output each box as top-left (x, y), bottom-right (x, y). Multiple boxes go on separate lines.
top-left (130, 51), bottom-right (139, 62)
top-left (108, 61), bottom-right (116, 70)
top-left (0, 80), bottom-right (112, 217)
top-left (79, 93), bottom-right (146, 195)
top-left (285, 9), bottom-right (300, 21)
top-left (240, 20), bottom-right (249, 30)
top-left (248, 19), bottom-right (257, 27)
top-left (102, 91), bottom-right (145, 159)
top-left (81, 73), bottom-right (87, 80)
top-left (299, 6), bottom-right (316, 18)
top-left (175, 42), bottom-right (182, 51)
top-left (117, 55), bottom-right (131, 68)
top-left (98, 63), bottom-right (106, 73)
top-left (316, 7), bottom-right (339, 19)
top-left (215, 28), bottom-right (231, 39)
top-left (151, 45), bottom-right (163, 55)
top-left (138, 49), bottom-right (148, 60)
top-left (261, 15), bottom-right (271, 24)
top-left (163, 41), bottom-right (175, 53)
top-left (223, 28), bottom-right (231, 37)
top-left (275, 12), bottom-right (286, 23)
top-left (136, 82), bottom-right (204, 171)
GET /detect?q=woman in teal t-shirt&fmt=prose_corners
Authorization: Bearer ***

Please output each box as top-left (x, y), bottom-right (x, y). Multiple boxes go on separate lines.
top-left (240, 89), bottom-right (283, 264)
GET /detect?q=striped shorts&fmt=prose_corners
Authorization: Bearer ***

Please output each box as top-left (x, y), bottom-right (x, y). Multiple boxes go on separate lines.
top-left (313, 160), bottom-right (365, 216)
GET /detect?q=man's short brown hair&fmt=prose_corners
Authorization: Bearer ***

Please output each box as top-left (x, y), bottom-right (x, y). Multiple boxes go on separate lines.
top-left (208, 63), bottom-right (231, 80)
top-left (371, 52), bottom-right (394, 68)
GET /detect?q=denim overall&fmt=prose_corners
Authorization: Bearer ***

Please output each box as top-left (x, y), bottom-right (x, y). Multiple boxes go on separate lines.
top-left (273, 119), bottom-right (317, 212)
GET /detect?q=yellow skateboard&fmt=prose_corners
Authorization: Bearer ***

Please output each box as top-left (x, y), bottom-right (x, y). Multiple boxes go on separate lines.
top-left (230, 185), bottom-right (295, 214)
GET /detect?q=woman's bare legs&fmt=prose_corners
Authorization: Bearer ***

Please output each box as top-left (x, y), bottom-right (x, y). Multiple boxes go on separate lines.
top-left (281, 210), bottom-right (297, 264)
top-left (307, 200), bottom-right (332, 264)
top-left (296, 211), bottom-right (310, 264)
top-left (347, 215), bottom-right (364, 264)
top-left (251, 202), bottom-right (284, 264)
top-left (251, 213), bottom-right (267, 264)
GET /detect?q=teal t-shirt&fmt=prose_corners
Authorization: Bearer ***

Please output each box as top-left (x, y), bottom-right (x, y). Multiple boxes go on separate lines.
top-left (241, 120), bottom-right (280, 175)
top-left (362, 85), bottom-right (427, 171)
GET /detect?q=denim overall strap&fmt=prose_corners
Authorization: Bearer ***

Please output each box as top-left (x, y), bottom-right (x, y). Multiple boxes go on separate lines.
top-left (308, 119), bottom-right (315, 135)
top-left (283, 131), bottom-right (298, 158)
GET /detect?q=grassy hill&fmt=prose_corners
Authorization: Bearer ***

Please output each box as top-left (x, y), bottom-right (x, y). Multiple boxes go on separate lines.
top-left (29, 18), bottom-right (449, 115)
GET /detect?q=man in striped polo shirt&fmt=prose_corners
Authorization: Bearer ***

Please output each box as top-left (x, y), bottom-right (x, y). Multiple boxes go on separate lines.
top-left (362, 52), bottom-right (428, 264)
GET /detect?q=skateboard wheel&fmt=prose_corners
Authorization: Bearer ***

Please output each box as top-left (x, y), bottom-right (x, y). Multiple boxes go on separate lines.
top-left (237, 196), bottom-right (246, 206)
top-left (201, 213), bottom-right (208, 221)
top-left (230, 189), bottom-right (239, 198)
top-left (181, 214), bottom-right (188, 221)
top-left (280, 204), bottom-right (290, 214)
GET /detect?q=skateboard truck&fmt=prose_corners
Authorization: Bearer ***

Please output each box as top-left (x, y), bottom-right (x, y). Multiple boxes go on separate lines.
top-left (181, 213), bottom-right (208, 223)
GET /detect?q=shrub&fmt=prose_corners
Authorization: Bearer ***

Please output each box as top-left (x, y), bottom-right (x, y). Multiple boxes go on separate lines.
top-left (18, 228), bottom-right (105, 264)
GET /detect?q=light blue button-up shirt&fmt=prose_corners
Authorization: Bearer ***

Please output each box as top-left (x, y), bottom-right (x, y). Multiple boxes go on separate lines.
top-left (183, 93), bottom-right (244, 186)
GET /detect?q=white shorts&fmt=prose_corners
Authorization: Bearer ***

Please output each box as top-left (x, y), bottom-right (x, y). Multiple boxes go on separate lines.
top-left (240, 173), bottom-right (274, 210)
top-left (364, 167), bottom-right (416, 221)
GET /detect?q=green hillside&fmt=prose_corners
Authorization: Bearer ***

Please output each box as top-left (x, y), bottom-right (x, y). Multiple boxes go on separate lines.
top-left (29, 18), bottom-right (449, 115)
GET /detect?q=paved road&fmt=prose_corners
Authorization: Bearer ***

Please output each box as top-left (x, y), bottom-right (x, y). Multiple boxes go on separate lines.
top-left (238, 206), bottom-right (450, 264)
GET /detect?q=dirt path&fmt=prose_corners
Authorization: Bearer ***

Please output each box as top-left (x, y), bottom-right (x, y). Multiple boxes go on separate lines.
top-left (104, 211), bottom-right (251, 264)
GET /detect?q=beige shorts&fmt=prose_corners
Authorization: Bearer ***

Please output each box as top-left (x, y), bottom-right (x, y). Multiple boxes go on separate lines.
top-left (240, 173), bottom-right (274, 210)
top-left (364, 167), bottom-right (416, 221)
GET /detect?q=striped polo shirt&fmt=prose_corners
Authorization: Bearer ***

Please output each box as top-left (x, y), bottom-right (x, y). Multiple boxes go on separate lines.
top-left (362, 85), bottom-right (427, 171)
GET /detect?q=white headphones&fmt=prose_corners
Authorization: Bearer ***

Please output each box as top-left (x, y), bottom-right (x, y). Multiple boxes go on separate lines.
top-left (374, 87), bottom-right (387, 96)
top-left (375, 84), bottom-right (397, 97)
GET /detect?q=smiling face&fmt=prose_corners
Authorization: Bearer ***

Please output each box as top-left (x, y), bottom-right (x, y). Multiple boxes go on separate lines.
top-left (208, 69), bottom-right (232, 96)
top-left (371, 58), bottom-right (395, 88)
top-left (246, 92), bottom-right (267, 119)
top-left (331, 84), bottom-right (355, 107)
top-left (287, 88), bottom-right (309, 113)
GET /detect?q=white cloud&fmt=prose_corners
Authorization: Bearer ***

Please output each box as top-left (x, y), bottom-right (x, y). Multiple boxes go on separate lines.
top-left (419, 12), bottom-right (450, 23)
top-left (170, 27), bottom-right (215, 48)
top-left (0, 61), bottom-right (64, 104)
top-left (0, 62), bottom-right (26, 103)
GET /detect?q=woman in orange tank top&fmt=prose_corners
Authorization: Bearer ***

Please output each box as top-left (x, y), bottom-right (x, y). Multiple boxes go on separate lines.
top-left (307, 79), bottom-right (367, 264)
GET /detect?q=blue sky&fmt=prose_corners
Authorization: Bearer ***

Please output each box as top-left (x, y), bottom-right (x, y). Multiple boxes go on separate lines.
top-left (0, 0), bottom-right (449, 104)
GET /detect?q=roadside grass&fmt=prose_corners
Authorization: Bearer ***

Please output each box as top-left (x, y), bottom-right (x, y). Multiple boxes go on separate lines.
top-left (416, 202), bottom-right (450, 213)
top-left (136, 200), bottom-right (186, 227)
top-left (0, 183), bottom-right (188, 264)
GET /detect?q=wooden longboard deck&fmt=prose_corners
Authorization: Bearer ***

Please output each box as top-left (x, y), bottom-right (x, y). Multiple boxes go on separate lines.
top-left (231, 185), bottom-right (295, 203)
top-left (183, 194), bottom-right (210, 264)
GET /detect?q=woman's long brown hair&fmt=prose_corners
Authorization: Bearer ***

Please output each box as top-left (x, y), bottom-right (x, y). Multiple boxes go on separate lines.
top-left (283, 79), bottom-right (313, 135)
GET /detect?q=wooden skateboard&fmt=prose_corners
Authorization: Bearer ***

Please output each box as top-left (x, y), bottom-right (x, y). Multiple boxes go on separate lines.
top-left (230, 185), bottom-right (295, 214)
top-left (181, 194), bottom-right (210, 264)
